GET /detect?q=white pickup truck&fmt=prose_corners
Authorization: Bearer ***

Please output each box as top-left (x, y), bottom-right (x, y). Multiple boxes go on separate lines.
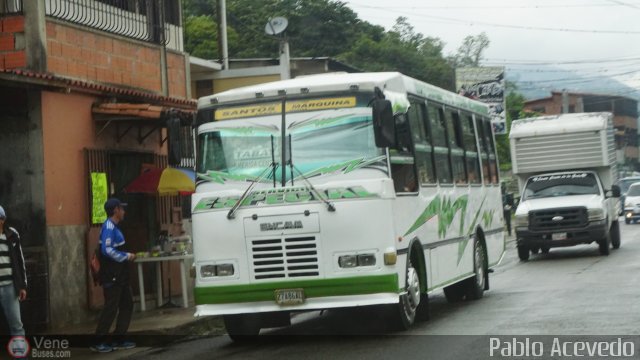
top-left (509, 112), bottom-right (621, 260)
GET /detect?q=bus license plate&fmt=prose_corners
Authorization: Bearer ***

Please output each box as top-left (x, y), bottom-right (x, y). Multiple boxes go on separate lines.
top-left (552, 232), bottom-right (567, 241)
top-left (275, 289), bottom-right (305, 305)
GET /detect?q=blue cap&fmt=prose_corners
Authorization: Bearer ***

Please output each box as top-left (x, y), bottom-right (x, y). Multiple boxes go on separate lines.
top-left (0, 206), bottom-right (5, 219)
top-left (104, 198), bottom-right (127, 215)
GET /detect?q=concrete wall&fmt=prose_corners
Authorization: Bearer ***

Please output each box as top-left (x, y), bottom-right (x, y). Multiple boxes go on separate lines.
top-left (0, 88), bottom-right (46, 247)
top-left (41, 90), bottom-right (168, 328)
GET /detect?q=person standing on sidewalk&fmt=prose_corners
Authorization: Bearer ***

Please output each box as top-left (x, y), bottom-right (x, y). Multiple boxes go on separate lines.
top-left (91, 198), bottom-right (137, 353)
top-left (0, 205), bottom-right (27, 336)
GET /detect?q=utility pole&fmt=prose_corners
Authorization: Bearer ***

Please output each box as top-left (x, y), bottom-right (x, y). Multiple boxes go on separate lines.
top-left (217, 0), bottom-right (229, 69)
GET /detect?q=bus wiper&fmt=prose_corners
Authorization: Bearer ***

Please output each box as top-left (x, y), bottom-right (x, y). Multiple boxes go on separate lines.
top-left (227, 163), bottom-right (277, 220)
top-left (288, 162), bottom-right (336, 212)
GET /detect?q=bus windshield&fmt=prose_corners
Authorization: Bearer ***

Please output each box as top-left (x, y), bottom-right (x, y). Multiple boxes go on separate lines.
top-left (197, 107), bottom-right (383, 182)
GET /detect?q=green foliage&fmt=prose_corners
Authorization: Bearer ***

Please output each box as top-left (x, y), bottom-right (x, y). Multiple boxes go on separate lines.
top-left (184, 15), bottom-right (219, 59)
top-left (182, 1), bottom-right (454, 87)
top-left (450, 32), bottom-right (490, 67)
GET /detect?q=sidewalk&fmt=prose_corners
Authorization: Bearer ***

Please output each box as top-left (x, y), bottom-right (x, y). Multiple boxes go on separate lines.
top-left (40, 306), bottom-right (225, 359)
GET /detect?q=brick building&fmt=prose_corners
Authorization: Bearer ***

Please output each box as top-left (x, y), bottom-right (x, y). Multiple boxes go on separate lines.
top-left (0, 0), bottom-right (193, 331)
top-left (524, 91), bottom-right (639, 170)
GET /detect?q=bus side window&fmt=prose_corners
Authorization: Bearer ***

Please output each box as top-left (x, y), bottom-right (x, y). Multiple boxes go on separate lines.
top-left (428, 104), bottom-right (452, 184)
top-left (408, 100), bottom-right (436, 185)
top-left (484, 119), bottom-right (499, 184)
top-left (445, 109), bottom-right (466, 184)
top-left (477, 117), bottom-right (492, 185)
top-left (390, 112), bottom-right (417, 193)
top-left (462, 113), bottom-right (481, 184)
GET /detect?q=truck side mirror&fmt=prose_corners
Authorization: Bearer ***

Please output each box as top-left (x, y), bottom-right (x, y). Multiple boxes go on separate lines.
top-left (167, 116), bottom-right (183, 166)
top-left (609, 185), bottom-right (621, 198)
top-left (372, 99), bottom-right (396, 148)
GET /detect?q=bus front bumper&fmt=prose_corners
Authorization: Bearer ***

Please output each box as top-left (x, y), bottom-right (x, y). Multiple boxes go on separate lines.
top-left (194, 273), bottom-right (400, 316)
top-left (195, 293), bottom-right (399, 316)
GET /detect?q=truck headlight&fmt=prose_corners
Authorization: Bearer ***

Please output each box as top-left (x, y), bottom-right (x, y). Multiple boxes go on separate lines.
top-left (588, 208), bottom-right (605, 221)
top-left (515, 214), bottom-right (529, 227)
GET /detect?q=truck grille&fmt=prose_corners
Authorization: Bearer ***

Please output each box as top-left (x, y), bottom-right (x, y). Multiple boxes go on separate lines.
top-left (529, 207), bottom-right (588, 231)
top-left (250, 236), bottom-right (319, 280)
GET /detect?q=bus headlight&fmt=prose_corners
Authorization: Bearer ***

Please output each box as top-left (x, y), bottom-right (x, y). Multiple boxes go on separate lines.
top-left (338, 254), bottom-right (377, 268)
top-left (200, 264), bottom-right (235, 277)
top-left (200, 265), bottom-right (217, 278)
top-left (515, 214), bottom-right (529, 227)
top-left (357, 254), bottom-right (376, 267)
top-left (338, 255), bottom-right (357, 268)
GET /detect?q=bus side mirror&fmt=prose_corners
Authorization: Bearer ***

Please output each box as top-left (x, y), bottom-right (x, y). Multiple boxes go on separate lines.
top-left (609, 185), bottom-right (621, 198)
top-left (372, 99), bottom-right (396, 148)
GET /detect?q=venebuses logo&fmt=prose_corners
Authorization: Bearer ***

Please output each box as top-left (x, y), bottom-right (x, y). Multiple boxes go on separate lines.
top-left (7, 336), bottom-right (30, 358)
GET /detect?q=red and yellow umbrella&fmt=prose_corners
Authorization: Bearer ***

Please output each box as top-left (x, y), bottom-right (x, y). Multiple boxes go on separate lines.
top-left (124, 167), bottom-right (195, 196)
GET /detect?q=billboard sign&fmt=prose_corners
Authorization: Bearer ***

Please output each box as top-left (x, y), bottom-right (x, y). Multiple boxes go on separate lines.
top-left (456, 67), bottom-right (506, 135)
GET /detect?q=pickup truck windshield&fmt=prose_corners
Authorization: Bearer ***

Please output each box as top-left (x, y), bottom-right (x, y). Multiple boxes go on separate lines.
top-left (523, 173), bottom-right (600, 200)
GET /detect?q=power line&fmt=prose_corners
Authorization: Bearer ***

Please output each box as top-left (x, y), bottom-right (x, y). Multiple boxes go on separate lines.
top-left (347, 2), bottom-right (640, 35)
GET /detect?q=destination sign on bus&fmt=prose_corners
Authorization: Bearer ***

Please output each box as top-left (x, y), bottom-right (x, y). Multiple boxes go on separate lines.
top-left (215, 97), bottom-right (356, 120)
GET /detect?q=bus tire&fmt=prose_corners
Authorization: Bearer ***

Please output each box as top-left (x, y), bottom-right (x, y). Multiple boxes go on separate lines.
top-left (610, 221), bottom-right (621, 249)
top-left (464, 237), bottom-right (486, 300)
top-left (393, 259), bottom-right (421, 330)
top-left (223, 314), bottom-right (261, 342)
top-left (517, 245), bottom-right (530, 261)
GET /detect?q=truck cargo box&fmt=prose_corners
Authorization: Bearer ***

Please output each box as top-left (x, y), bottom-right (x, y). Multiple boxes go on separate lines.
top-left (509, 112), bottom-right (617, 190)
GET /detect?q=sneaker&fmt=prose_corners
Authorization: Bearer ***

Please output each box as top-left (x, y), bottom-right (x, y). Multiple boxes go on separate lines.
top-left (112, 341), bottom-right (136, 350)
top-left (90, 343), bottom-right (113, 353)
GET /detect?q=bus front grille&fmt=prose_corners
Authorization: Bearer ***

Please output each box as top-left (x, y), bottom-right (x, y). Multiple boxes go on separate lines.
top-left (250, 236), bottom-right (319, 280)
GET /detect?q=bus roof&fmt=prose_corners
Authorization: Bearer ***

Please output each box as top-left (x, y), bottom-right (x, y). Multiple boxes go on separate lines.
top-left (197, 72), bottom-right (490, 116)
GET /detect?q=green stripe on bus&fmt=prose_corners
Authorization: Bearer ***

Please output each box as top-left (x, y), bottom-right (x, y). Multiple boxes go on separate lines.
top-left (194, 274), bottom-right (399, 304)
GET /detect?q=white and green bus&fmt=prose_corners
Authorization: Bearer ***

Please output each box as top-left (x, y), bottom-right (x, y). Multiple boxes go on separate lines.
top-left (192, 72), bottom-right (505, 339)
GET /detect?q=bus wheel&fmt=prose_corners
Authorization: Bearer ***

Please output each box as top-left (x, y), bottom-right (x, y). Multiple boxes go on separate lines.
top-left (464, 238), bottom-right (486, 300)
top-left (394, 259), bottom-right (421, 330)
top-left (610, 221), bottom-right (621, 249)
top-left (223, 314), bottom-right (261, 342)
top-left (517, 245), bottom-right (530, 261)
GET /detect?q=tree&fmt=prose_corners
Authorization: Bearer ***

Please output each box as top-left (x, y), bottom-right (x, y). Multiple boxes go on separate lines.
top-left (451, 32), bottom-right (490, 67)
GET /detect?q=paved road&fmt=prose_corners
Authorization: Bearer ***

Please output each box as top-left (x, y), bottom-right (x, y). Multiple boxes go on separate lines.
top-left (117, 221), bottom-right (640, 359)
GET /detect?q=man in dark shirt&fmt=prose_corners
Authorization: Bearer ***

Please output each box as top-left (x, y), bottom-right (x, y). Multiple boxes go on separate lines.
top-left (0, 205), bottom-right (27, 336)
top-left (91, 198), bottom-right (137, 353)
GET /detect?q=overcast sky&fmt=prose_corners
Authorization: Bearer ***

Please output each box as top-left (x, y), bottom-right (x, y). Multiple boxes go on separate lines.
top-left (341, 0), bottom-right (640, 88)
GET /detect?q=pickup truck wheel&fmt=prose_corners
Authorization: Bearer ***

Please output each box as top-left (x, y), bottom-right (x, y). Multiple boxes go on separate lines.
top-left (610, 221), bottom-right (621, 249)
top-left (598, 233), bottom-right (611, 256)
top-left (517, 245), bottom-right (530, 261)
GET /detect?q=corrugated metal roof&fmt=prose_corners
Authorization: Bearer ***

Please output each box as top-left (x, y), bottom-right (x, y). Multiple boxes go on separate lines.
top-left (0, 68), bottom-right (196, 109)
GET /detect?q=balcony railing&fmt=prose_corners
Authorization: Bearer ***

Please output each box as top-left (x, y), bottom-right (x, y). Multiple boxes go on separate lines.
top-left (44, 0), bottom-right (183, 51)
top-left (0, 0), bottom-right (23, 15)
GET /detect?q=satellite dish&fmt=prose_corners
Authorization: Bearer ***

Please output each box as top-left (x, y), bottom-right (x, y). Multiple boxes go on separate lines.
top-left (265, 17), bottom-right (288, 36)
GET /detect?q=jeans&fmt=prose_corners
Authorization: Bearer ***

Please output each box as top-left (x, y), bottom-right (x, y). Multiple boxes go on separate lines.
top-left (0, 284), bottom-right (24, 336)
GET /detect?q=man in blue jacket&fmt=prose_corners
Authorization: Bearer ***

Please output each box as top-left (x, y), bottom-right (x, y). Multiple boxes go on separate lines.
top-left (91, 198), bottom-right (137, 353)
